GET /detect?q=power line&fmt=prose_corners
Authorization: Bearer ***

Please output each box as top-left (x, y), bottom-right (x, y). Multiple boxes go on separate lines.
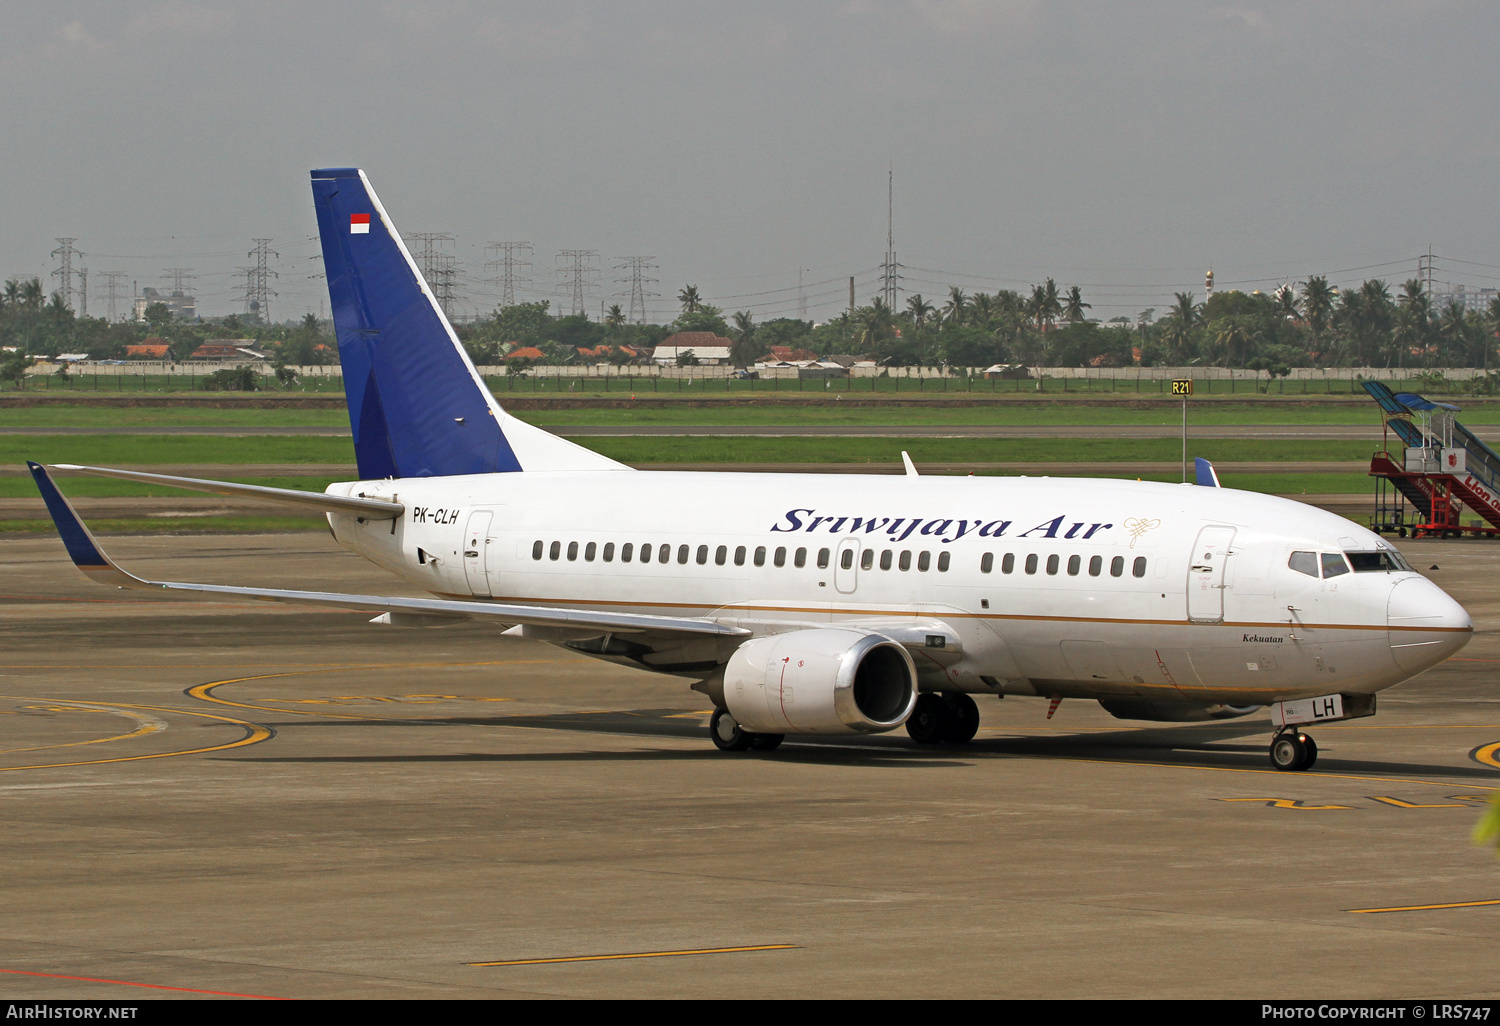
top-left (485, 241), bottom-right (532, 307)
top-left (614, 256), bottom-right (659, 324)
top-left (98, 271), bottom-right (128, 322)
top-left (555, 250), bottom-right (600, 317)
top-left (245, 239), bottom-right (278, 321)
top-left (410, 233), bottom-right (458, 318)
top-left (50, 238), bottom-right (81, 311)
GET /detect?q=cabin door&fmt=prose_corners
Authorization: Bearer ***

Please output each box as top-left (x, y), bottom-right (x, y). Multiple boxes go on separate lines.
top-left (1187, 525), bottom-right (1236, 623)
top-left (463, 510), bottom-right (494, 598)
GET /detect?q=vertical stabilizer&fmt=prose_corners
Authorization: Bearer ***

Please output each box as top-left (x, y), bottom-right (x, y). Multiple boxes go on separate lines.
top-left (310, 168), bottom-right (625, 478)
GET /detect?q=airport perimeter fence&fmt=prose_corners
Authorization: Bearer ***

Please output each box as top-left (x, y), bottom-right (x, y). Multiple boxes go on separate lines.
top-left (3, 362), bottom-right (1495, 397)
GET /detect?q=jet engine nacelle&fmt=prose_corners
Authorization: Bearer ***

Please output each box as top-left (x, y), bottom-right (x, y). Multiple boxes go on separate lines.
top-left (723, 628), bottom-right (918, 735)
top-left (1098, 699), bottom-right (1262, 722)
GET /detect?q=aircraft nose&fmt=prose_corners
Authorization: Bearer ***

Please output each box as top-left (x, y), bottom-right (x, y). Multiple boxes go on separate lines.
top-left (1388, 576), bottom-right (1472, 673)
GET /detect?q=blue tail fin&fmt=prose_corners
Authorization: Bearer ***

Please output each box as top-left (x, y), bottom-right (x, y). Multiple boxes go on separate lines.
top-left (311, 168), bottom-right (519, 479)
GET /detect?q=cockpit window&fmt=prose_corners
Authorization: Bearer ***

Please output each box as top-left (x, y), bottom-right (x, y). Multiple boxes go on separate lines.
top-left (1346, 550), bottom-right (1411, 573)
top-left (1289, 551), bottom-right (1318, 577)
top-left (1321, 552), bottom-right (1350, 578)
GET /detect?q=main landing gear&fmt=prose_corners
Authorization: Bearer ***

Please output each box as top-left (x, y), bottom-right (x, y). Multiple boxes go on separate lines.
top-left (709, 709), bottom-right (784, 752)
top-left (905, 692), bottom-right (981, 745)
top-left (1269, 729), bottom-right (1318, 772)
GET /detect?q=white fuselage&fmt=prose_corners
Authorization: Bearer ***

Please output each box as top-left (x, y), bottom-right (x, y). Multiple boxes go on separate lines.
top-left (325, 472), bottom-right (1471, 707)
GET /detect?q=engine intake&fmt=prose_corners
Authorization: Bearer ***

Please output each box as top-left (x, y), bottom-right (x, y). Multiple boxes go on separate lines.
top-left (723, 628), bottom-right (918, 735)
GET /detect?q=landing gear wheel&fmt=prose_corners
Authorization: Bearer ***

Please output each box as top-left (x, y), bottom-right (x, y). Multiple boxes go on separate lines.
top-left (750, 733), bottom-right (785, 752)
top-left (710, 709), bottom-right (753, 752)
top-left (1270, 731), bottom-right (1313, 771)
top-left (941, 693), bottom-right (980, 744)
top-left (905, 693), bottom-right (949, 745)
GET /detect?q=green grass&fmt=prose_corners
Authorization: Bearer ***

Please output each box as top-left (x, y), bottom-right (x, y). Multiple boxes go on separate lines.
top-left (0, 406), bottom-right (350, 428)
top-left (0, 435), bottom-right (355, 466)
top-left (582, 436), bottom-right (1378, 465)
top-left (0, 433), bottom-right (1380, 469)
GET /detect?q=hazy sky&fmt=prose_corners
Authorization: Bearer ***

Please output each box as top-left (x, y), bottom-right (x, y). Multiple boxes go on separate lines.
top-left (3, 1), bottom-right (1497, 323)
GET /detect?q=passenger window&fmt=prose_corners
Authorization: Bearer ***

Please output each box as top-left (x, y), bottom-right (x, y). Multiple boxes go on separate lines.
top-left (774, 546), bottom-right (787, 568)
top-left (880, 549), bottom-right (893, 570)
top-left (1002, 553), bottom-right (1015, 574)
top-left (549, 541), bottom-right (561, 561)
top-left (1288, 551), bottom-right (1318, 577)
top-left (585, 542), bottom-right (597, 562)
top-left (794, 547), bottom-right (807, 568)
top-left (918, 551), bottom-right (931, 572)
top-left (1321, 552), bottom-right (1350, 578)
top-left (567, 541), bottom-right (579, 561)
top-left (899, 550), bottom-right (912, 571)
top-left (1110, 555), bottom-right (1124, 577)
top-left (678, 545), bottom-right (690, 565)
top-left (1067, 554), bottom-right (1081, 576)
top-left (1046, 554), bottom-right (1059, 575)
top-left (696, 545), bottom-right (709, 565)
top-left (1089, 555), bottom-right (1102, 576)
top-left (1132, 556), bottom-right (1147, 578)
top-left (715, 545), bottom-right (727, 566)
top-left (860, 549), bottom-right (874, 570)
top-left (817, 548), bottom-right (830, 569)
top-left (602, 542), bottom-right (614, 562)
top-left (938, 551), bottom-right (950, 572)
top-left (1025, 553), bottom-right (1038, 574)
top-left (532, 540), bottom-right (543, 560)
top-left (639, 543), bottom-right (651, 563)
top-left (754, 545), bottom-right (766, 567)
top-left (981, 553), bottom-right (994, 574)
top-left (840, 549), bottom-right (854, 570)
top-left (621, 542), bottom-right (634, 563)
top-left (733, 545), bottom-right (745, 566)
top-left (659, 543), bottom-right (671, 563)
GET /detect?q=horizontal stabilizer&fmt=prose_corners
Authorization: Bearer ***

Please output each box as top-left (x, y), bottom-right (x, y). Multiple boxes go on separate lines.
top-left (30, 462), bottom-right (744, 639)
top-left (51, 464), bottom-right (404, 519)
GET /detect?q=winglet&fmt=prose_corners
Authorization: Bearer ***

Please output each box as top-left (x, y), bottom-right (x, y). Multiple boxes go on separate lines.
top-left (901, 451), bottom-right (919, 477)
top-left (1194, 457), bottom-right (1221, 488)
top-left (27, 462), bottom-right (151, 589)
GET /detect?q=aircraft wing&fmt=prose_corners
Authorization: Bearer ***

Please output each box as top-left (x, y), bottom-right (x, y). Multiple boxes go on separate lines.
top-left (27, 461), bottom-right (747, 640)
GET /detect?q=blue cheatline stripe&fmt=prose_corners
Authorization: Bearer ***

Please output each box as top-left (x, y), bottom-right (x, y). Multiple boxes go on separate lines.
top-left (310, 167), bottom-right (522, 479)
top-left (27, 462), bottom-right (108, 567)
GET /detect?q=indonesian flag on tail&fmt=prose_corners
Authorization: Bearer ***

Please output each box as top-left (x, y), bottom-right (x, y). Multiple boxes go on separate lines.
top-left (350, 213), bottom-right (371, 234)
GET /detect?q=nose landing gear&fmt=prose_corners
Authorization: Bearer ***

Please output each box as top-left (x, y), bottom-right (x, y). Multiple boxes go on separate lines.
top-left (1269, 729), bottom-right (1318, 771)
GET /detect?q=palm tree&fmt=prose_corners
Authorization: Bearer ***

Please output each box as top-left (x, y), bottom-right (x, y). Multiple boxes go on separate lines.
top-left (1487, 296), bottom-right (1500, 371)
top-left (1274, 283), bottom-right (1298, 320)
top-left (970, 292), bottom-right (995, 327)
top-left (1299, 276), bottom-right (1335, 351)
top-left (1160, 292), bottom-right (1200, 365)
top-left (1062, 285), bottom-right (1090, 324)
top-left (677, 285), bottom-right (702, 314)
top-left (604, 303), bottom-right (626, 330)
top-left (729, 310), bottom-right (760, 368)
top-left (943, 287), bottom-right (968, 325)
top-left (1392, 279), bottom-right (1431, 368)
top-left (906, 294), bottom-right (934, 331)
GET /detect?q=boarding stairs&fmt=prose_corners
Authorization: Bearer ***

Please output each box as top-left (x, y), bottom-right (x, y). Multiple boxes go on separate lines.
top-left (1362, 381), bottom-right (1500, 537)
